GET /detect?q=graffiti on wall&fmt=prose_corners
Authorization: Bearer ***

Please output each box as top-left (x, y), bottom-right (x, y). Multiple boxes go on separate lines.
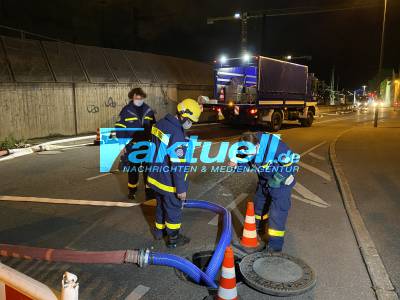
top-left (105, 97), bottom-right (117, 108)
top-left (86, 104), bottom-right (100, 113)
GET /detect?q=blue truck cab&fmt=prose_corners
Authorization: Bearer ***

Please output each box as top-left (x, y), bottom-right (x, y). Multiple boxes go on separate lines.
top-left (206, 55), bottom-right (318, 131)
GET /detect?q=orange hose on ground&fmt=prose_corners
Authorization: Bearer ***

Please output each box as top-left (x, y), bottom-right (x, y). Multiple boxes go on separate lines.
top-left (0, 244), bottom-right (136, 264)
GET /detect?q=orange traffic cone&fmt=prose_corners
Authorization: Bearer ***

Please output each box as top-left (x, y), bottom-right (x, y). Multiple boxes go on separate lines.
top-left (94, 128), bottom-right (101, 145)
top-left (233, 201), bottom-right (265, 254)
top-left (241, 201), bottom-right (259, 248)
top-left (216, 246), bottom-right (238, 300)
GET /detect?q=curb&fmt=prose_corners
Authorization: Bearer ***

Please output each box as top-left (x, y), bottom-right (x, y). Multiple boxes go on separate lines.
top-left (0, 135), bottom-right (96, 162)
top-left (329, 129), bottom-right (398, 300)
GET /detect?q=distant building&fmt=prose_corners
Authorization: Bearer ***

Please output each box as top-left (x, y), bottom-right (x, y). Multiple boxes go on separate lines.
top-left (379, 71), bottom-right (399, 107)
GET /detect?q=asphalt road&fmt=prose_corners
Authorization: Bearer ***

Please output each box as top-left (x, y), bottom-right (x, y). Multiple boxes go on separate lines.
top-left (0, 108), bottom-right (397, 299)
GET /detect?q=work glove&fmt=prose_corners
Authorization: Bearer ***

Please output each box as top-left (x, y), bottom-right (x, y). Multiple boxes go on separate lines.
top-left (177, 192), bottom-right (187, 201)
top-left (268, 173), bottom-right (286, 188)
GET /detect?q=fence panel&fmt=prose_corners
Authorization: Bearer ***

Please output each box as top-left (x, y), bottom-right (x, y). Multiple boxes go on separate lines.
top-left (42, 41), bottom-right (87, 83)
top-left (76, 45), bottom-right (116, 83)
top-left (2, 37), bottom-right (54, 82)
top-left (124, 51), bottom-right (156, 84)
top-left (103, 48), bottom-right (139, 83)
top-left (0, 40), bottom-right (12, 82)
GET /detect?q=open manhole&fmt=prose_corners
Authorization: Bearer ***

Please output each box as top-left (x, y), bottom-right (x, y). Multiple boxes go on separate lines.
top-left (239, 251), bottom-right (316, 296)
top-left (176, 250), bottom-right (243, 293)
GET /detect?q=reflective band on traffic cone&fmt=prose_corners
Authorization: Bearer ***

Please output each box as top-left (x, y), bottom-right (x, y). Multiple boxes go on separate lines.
top-left (219, 88), bottom-right (225, 102)
top-left (94, 128), bottom-right (101, 145)
top-left (96, 128), bottom-right (100, 142)
top-left (240, 201), bottom-right (259, 248)
top-left (218, 110), bottom-right (225, 121)
top-left (216, 246), bottom-right (237, 300)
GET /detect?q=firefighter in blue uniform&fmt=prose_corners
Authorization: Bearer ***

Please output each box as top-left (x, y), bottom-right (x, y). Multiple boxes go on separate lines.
top-left (147, 98), bottom-right (202, 248)
top-left (115, 88), bottom-right (156, 200)
top-left (230, 132), bottom-right (298, 252)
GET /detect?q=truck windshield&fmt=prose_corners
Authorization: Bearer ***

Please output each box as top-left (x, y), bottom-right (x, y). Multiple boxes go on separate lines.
top-left (216, 66), bottom-right (258, 88)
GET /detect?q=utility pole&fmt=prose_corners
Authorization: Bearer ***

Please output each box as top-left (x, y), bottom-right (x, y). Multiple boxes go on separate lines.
top-left (207, 11), bottom-right (254, 55)
top-left (207, 4), bottom-right (380, 57)
top-left (353, 90), bottom-right (357, 105)
top-left (240, 12), bottom-right (248, 54)
top-left (378, 0), bottom-right (388, 76)
top-left (330, 67), bottom-right (335, 105)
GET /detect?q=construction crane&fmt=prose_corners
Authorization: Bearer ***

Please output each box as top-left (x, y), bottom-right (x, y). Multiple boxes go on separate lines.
top-left (207, 2), bottom-right (380, 55)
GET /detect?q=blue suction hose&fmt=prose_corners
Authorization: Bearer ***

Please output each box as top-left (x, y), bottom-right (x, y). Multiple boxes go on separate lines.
top-left (146, 199), bottom-right (232, 288)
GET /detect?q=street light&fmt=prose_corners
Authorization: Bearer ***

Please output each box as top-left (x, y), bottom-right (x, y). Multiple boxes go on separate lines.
top-left (234, 12), bottom-right (241, 19)
top-left (285, 55), bottom-right (292, 60)
top-left (242, 52), bottom-right (251, 62)
top-left (219, 55), bottom-right (228, 64)
top-left (378, 0), bottom-right (388, 75)
top-left (362, 85), bottom-right (367, 96)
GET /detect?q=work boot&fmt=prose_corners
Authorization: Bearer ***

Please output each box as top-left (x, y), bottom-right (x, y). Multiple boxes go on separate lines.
top-left (166, 234), bottom-right (190, 248)
top-left (264, 245), bottom-right (282, 254)
top-left (257, 222), bottom-right (266, 240)
top-left (128, 190), bottom-right (136, 201)
top-left (145, 188), bottom-right (156, 200)
top-left (152, 228), bottom-right (165, 240)
top-left (256, 227), bottom-right (264, 236)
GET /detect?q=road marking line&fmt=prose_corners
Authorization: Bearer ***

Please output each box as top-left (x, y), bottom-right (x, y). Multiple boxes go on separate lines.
top-left (293, 182), bottom-right (330, 207)
top-left (300, 141), bottom-right (326, 156)
top-left (292, 194), bottom-right (329, 208)
top-left (86, 173), bottom-right (112, 181)
top-left (316, 115), bottom-right (355, 124)
top-left (298, 161), bottom-right (331, 181)
top-left (65, 209), bottom-right (108, 249)
top-left (46, 143), bottom-right (92, 150)
top-left (125, 285), bottom-right (150, 300)
top-left (209, 193), bottom-right (248, 225)
top-left (196, 172), bottom-right (234, 199)
top-left (37, 151), bottom-right (62, 155)
top-left (0, 195), bottom-right (140, 207)
top-left (308, 152), bottom-right (325, 160)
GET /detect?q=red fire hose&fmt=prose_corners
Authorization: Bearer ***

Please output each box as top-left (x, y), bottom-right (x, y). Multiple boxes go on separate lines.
top-left (0, 244), bottom-right (138, 264)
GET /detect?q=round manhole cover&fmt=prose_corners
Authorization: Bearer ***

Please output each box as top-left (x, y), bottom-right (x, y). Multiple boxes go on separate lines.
top-left (239, 252), bottom-right (316, 296)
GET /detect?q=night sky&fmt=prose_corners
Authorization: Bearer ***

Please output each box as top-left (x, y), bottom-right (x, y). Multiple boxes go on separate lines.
top-left (0, 0), bottom-right (399, 89)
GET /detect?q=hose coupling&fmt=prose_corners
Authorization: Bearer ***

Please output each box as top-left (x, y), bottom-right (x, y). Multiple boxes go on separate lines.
top-left (137, 248), bottom-right (150, 268)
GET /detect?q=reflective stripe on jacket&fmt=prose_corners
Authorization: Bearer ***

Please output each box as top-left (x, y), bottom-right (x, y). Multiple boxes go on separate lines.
top-left (147, 114), bottom-right (190, 195)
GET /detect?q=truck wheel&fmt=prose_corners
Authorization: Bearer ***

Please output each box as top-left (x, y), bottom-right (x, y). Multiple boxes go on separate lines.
top-left (268, 111), bottom-right (283, 132)
top-left (300, 111), bottom-right (314, 127)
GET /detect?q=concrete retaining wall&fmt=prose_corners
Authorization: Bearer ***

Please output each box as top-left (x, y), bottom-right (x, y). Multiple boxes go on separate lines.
top-left (0, 83), bottom-right (212, 140)
top-left (318, 104), bottom-right (354, 114)
top-left (0, 35), bottom-right (214, 140)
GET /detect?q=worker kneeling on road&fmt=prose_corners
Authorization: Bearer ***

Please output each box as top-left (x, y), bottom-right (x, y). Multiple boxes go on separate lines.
top-left (147, 98), bottom-right (202, 248)
top-left (229, 132), bottom-right (298, 252)
top-left (114, 88), bottom-right (156, 201)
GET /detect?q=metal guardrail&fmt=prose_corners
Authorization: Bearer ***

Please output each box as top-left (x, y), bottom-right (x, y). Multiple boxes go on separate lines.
top-left (0, 262), bottom-right (78, 300)
top-left (318, 104), bottom-right (354, 114)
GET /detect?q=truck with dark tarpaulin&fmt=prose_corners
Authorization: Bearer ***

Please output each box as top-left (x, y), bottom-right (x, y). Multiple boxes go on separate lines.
top-left (204, 55), bottom-right (318, 131)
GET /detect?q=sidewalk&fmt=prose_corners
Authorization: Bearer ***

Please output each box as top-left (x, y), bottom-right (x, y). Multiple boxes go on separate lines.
top-left (0, 134), bottom-right (96, 161)
top-left (335, 114), bottom-right (400, 297)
